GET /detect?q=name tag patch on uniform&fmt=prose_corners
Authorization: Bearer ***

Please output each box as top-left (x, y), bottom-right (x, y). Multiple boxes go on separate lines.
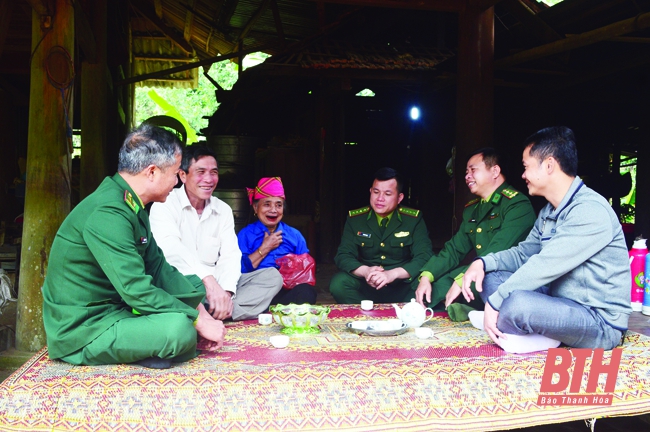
top-left (139, 237), bottom-right (148, 244)
top-left (394, 231), bottom-right (410, 237)
top-left (357, 232), bottom-right (371, 238)
top-left (488, 213), bottom-right (499, 219)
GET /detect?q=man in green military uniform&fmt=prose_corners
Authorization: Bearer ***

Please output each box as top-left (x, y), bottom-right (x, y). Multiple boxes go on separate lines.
top-left (42, 125), bottom-right (226, 369)
top-left (415, 148), bottom-right (536, 314)
top-left (330, 168), bottom-right (433, 303)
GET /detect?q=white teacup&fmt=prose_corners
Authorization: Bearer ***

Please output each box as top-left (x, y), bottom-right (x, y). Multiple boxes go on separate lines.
top-left (270, 335), bottom-right (290, 348)
top-left (415, 327), bottom-right (433, 339)
top-left (258, 313), bottom-right (273, 325)
top-left (361, 300), bottom-right (373, 311)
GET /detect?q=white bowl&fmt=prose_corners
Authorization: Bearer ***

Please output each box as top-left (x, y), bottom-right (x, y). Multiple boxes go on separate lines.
top-left (415, 327), bottom-right (433, 339)
top-left (270, 335), bottom-right (290, 348)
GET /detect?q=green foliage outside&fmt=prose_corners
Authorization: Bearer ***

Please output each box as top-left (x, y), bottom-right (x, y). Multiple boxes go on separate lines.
top-left (145, 89), bottom-right (200, 144)
top-left (620, 157), bottom-right (637, 224)
top-left (537, 0), bottom-right (564, 6)
top-left (134, 53), bottom-right (269, 142)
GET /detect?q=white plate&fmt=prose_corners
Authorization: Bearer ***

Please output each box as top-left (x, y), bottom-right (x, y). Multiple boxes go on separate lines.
top-left (346, 319), bottom-right (408, 336)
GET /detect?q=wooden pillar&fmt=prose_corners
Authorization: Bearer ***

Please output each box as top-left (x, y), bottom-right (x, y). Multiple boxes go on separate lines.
top-left (318, 81), bottom-right (336, 263)
top-left (80, 0), bottom-right (107, 198)
top-left (17, 0), bottom-right (74, 352)
top-left (454, 5), bottom-right (494, 229)
top-left (336, 84), bottom-right (346, 247)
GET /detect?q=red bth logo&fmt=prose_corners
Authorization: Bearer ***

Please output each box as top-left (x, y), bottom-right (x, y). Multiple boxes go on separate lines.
top-left (537, 348), bottom-right (622, 406)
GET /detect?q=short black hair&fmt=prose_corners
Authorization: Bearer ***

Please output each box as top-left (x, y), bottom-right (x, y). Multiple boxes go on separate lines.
top-left (181, 145), bottom-right (218, 172)
top-left (524, 126), bottom-right (578, 176)
top-left (469, 147), bottom-right (501, 170)
top-left (373, 167), bottom-right (403, 193)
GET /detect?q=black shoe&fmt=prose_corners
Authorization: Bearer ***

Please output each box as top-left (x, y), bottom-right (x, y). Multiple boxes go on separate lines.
top-left (136, 356), bottom-right (172, 369)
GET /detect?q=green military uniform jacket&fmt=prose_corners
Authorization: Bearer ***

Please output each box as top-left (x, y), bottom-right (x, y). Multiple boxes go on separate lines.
top-left (334, 206), bottom-right (433, 279)
top-left (42, 174), bottom-right (204, 360)
top-left (420, 182), bottom-right (536, 281)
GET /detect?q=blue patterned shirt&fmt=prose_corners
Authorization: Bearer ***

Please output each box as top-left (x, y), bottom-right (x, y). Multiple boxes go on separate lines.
top-left (237, 220), bottom-right (309, 273)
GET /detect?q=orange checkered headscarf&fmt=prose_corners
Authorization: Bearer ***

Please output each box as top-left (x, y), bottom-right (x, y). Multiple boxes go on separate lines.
top-left (247, 177), bottom-right (285, 204)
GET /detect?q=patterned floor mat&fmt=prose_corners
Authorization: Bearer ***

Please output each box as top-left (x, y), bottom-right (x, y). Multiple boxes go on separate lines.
top-left (0, 304), bottom-right (649, 431)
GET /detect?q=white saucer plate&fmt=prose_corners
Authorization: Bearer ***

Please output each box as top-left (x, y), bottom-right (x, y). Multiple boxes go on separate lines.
top-left (346, 319), bottom-right (408, 336)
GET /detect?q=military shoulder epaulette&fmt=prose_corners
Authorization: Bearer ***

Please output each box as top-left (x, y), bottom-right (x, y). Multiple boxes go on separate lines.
top-left (349, 206), bottom-right (370, 217)
top-left (398, 206), bottom-right (420, 217)
top-left (124, 190), bottom-right (140, 214)
top-left (500, 188), bottom-right (519, 199)
top-left (465, 198), bottom-right (480, 208)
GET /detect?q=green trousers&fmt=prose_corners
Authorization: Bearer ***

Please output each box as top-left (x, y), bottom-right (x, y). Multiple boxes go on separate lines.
top-left (329, 271), bottom-right (419, 304)
top-left (61, 277), bottom-right (205, 366)
top-left (61, 312), bottom-right (199, 365)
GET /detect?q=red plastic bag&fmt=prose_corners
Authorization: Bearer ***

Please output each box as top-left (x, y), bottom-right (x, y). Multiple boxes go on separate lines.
top-left (275, 253), bottom-right (316, 289)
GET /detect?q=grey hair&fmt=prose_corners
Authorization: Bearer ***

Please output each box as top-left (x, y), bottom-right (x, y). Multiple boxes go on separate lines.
top-left (118, 124), bottom-right (183, 174)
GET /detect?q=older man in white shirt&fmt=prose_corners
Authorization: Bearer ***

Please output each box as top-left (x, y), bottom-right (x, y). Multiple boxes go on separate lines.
top-left (150, 146), bottom-right (282, 321)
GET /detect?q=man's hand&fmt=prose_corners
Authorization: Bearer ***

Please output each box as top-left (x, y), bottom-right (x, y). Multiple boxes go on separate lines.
top-left (461, 260), bottom-right (485, 303)
top-left (260, 230), bottom-right (283, 254)
top-left (483, 302), bottom-right (504, 345)
top-left (444, 281), bottom-right (462, 308)
top-left (415, 278), bottom-right (432, 306)
top-left (203, 275), bottom-right (233, 320)
top-left (367, 267), bottom-right (409, 289)
top-left (351, 265), bottom-right (383, 281)
top-left (195, 303), bottom-right (226, 352)
top-left (367, 268), bottom-right (398, 289)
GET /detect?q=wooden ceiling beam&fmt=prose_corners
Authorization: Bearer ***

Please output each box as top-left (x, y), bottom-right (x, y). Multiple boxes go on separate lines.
top-left (130, 0), bottom-right (194, 55)
top-left (236, 0), bottom-right (271, 45)
top-left (261, 64), bottom-right (440, 81)
top-left (495, 11), bottom-right (650, 69)
top-left (217, 0), bottom-right (239, 32)
top-left (133, 55), bottom-right (197, 62)
top-left (116, 42), bottom-right (276, 86)
top-left (502, 0), bottom-right (563, 43)
top-left (304, 0), bottom-right (465, 13)
top-left (175, 1), bottom-right (233, 54)
top-left (183, 0), bottom-right (195, 43)
top-left (269, 0), bottom-right (285, 42)
top-left (609, 36), bottom-right (650, 44)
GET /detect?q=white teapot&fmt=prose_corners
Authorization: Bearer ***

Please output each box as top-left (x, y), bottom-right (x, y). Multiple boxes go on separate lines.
top-left (393, 299), bottom-right (434, 328)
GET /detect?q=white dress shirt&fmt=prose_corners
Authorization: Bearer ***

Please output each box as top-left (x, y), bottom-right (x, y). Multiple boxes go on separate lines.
top-left (149, 185), bottom-right (242, 293)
